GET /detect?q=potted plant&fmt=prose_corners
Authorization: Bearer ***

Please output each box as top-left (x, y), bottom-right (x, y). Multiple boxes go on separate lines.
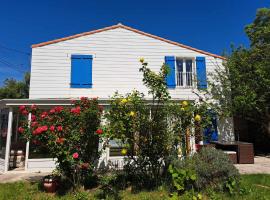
top-left (42, 174), bottom-right (59, 193)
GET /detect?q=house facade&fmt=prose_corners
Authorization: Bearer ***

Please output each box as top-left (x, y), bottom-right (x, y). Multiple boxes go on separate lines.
top-left (0, 24), bottom-right (234, 173)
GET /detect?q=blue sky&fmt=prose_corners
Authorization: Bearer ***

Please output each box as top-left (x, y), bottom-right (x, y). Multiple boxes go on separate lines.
top-left (0, 0), bottom-right (269, 85)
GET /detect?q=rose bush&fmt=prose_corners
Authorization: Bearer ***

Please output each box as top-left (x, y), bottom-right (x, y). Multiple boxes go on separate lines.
top-left (18, 97), bottom-right (104, 189)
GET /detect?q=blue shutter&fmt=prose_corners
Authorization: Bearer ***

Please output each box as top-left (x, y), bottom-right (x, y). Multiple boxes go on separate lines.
top-left (165, 56), bottom-right (176, 88)
top-left (71, 55), bottom-right (93, 88)
top-left (196, 57), bottom-right (207, 89)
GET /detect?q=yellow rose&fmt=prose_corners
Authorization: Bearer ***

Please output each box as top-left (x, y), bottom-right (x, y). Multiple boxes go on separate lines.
top-left (129, 111), bottom-right (135, 117)
top-left (182, 101), bottom-right (188, 107)
top-left (194, 114), bottom-right (201, 122)
top-left (121, 148), bottom-right (127, 155)
top-left (121, 98), bottom-right (128, 104)
top-left (181, 107), bottom-right (185, 111)
top-left (139, 57), bottom-right (145, 63)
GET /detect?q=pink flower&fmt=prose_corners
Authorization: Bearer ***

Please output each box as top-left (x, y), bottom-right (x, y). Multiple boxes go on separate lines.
top-left (71, 106), bottom-right (81, 115)
top-left (96, 129), bottom-right (103, 135)
top-left (72, 152), bottom-right (79, 159)
top-left (18, 127), bottom-right (24, 134)
top-left (80, 97), bottom-right (87, 101)
top-left (31, 121), bottom-right (38, 127)
top-left (49, 125), bottom-right (55, 131)
top-left (31, 115), bottom-right (36, 121)
top-left (31, 104), bottom-right (37, 110)
top-left (40, 112), bottom-right (48, 119)
top-left (57, 126), bottom-right (63, 131)
top-left (19, 105), bottom-right (26, 111)
top-left (33, 126), bottom-right (48, 135)
top-left (49, 109), bottom-right (56, 114)
top-left (55, 106), bottom-right (64, 113)
top-left (22, 110), bottom-right (28, 116)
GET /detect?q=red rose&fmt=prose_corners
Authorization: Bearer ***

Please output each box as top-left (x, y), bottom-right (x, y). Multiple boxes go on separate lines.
top-left (19, 105), bottom-right (26, 111)
top-left (55, 106), bottom-right (64, 113)
top-left (31, 121), bottom-right (38, 127)
top-left (96, 129), bottom-right (103, 135)
top-left (41, 126), bottom-right (48, 131)
top-left (71, 106), bottom-right (81, 115)
top-left (72, 152), bottom-right (79, 159)
top-left (31, 115), bottom-right (36, 121)
top-left (31, 104), bottom-right (37, 110)
top-left (41, 112), bottom-right (48, 119)
top-left (80, 97), bottom-right (87, 101)
top-left (18, 127), bottom-right (24, 133)
top-left (57, 126), bottom-right (63, 131)
top-left (22, 110), bottom-right (28, 116)
top-left (56, 137), bottom-right (65, 144)
top-left (49, 125), bottom-right (55, 131)
top-left (49, 109), bottom-right (56, 114)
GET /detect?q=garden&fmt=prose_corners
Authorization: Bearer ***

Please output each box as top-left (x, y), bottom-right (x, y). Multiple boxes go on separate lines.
top-left (5, 59), bottom-right (269, 200)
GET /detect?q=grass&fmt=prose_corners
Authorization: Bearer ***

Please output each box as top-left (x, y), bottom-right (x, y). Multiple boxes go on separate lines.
top-left (0, 174), bottom-right (269, 200)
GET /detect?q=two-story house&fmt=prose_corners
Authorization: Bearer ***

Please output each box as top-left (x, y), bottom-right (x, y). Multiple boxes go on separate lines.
top-left (0, 23), bottom-right (234, 173)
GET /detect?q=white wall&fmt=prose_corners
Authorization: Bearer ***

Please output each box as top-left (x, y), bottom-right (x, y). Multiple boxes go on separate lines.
top-left (30, 27), bottom-right (223, 100)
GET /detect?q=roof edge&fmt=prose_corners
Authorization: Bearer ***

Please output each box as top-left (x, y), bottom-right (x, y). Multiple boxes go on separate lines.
top-left (31, 24), bottom-right (226, 60)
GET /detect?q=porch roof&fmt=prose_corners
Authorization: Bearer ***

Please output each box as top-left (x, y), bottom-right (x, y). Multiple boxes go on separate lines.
top-left (0, 97), bottom-right (196, 109)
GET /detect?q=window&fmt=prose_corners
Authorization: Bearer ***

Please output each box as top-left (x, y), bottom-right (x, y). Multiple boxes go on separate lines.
top-left (175, 58), bottom-right (194, 87)
top-left (70, 55), bottom-right (93, 88)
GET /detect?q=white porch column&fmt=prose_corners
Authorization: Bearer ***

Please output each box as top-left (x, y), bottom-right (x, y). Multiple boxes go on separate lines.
top-left (24, 113), bottom-right (31, 171)
top-left (4, 107), bottom-right (13, 172)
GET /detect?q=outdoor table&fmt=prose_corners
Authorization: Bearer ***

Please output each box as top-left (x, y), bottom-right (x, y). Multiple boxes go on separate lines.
top-left (210, 141), bottom-right (254, 164)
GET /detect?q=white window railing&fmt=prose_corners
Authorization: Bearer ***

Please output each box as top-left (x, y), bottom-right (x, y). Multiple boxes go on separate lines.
top-left (176, 72), bottom-right (194, 88)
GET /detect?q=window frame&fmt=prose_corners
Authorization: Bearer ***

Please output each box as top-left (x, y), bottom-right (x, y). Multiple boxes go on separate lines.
top-left (175, 57), bottom-right (196, 88)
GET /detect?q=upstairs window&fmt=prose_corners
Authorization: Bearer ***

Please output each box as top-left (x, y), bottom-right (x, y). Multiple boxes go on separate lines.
top-left (70, 55), bottom-right (93, 88)
top-left (176, 58), bottom-right (194, 87)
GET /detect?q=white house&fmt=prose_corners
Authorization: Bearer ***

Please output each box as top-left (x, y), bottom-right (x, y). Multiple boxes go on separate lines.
top-left (0, 23), bottom-right (234, 173)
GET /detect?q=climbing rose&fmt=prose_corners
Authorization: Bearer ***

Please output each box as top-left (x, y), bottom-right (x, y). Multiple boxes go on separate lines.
top-left (80, 97), bottom-right (87, 101)
top-left (194, 114), bottom-right (201, 122)
top-left (55, 106), bottom-right (64, 113)
top-left (19, 105), bottom-right (26, 111)
top-left (49, 109), bottom-right (56, 114)
top-left (57, 126), bottom-right (63, 131)
top-left (71, 106), bottom-right (81, 115)
top-left (41, 112), bottom-right (48, 119)
top-left (72, 152), bottom-right (79, 159)
top-left (49, 125), bottom-right (55, 131)
top-left (31, 104), bottom-right (37, 110)
top-left (96, 129), bottom-right (103, 135)
top-left (18, 127), bottom-right (24, 134)
top-left (31, 121), bottom-right (38, 127)
top-left (22, 110), bottom-right (28, 116)
top-left (31, 115), bottom-right (37, 121)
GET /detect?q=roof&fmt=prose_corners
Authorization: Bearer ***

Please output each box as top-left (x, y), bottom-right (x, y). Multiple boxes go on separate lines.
top-left (31, 23), bottom-right (226, 60)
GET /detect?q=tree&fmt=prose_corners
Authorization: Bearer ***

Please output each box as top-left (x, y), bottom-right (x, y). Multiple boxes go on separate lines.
top-left (209, 8), bottom-right (270, 151)
top-left (0, 72), bottom-right (30, 99)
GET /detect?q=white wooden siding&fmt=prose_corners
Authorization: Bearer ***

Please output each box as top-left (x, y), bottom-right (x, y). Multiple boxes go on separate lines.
top-left (27, 158), bottom-right (56, 172)
top-left (30, 27), bottom-right (223, 100)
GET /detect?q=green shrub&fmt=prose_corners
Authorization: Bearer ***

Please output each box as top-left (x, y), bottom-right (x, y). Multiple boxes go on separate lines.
top-left (170, 148), bottom-right (240, 192)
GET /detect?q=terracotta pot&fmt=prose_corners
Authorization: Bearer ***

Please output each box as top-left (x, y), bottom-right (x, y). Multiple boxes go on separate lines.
top-left (43, 176), bottom-right (58, 193)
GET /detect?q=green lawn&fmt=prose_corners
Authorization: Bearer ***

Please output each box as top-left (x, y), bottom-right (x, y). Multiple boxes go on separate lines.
top-left (0, 174), bottom-right (269, 200)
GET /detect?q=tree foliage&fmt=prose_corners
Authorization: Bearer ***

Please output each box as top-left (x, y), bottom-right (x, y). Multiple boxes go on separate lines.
top-left (0, 72), bottom-right (30, 99)
top-left (209, 8), bottom-right (270, 140)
